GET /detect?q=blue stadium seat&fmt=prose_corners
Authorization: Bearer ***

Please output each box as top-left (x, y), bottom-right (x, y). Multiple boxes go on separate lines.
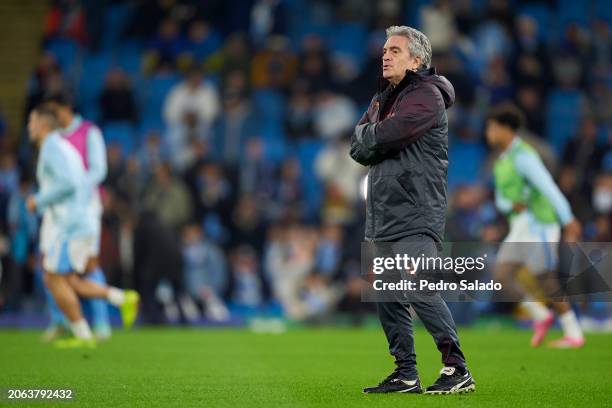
top-left (406, 0), bottom-right (434, 28)
top-left (296, 139), bottom-right (325, 214)
top-left (546, 89), bottom-right (583, 154)
top-left (102, 121), bottom-right (137, 155)
top-left (252, 90), bottom-right (287, 162)
top-left (262, 136), bottom-right (288, 164)
top-left (139, 74), bottom-right (180, 131)
top-left (77, 51), bottom-right (113, 116)
top-left (327, 23), bottom-right (367, 66)
top-left (79, 103), bottom-right (101, 124)
top-left (447, 138), bottom-right (486, 191)
top-left (557, 0), bottom-right (590, 28)
top-left (518, 3), bottom-right (553, 42)
top-left (289, 21), bottom-right (331, 50)
top-left (595, 0), bottom-right (612, 24)
top-left (253, 89), bottom-right (285, 122)
top-left (44, 38), bottom-right (80, 75)
top-left (115, 40), bottom-right (144, 78)
top-left (101, 3), bottom-right (133, 50)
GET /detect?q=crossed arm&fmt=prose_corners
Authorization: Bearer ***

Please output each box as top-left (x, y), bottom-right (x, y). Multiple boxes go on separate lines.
top-left (349, 86), bottom-right (440, 166)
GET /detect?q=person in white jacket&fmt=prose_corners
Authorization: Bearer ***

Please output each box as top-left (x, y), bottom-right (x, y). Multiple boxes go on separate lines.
top-left (163, 68), bottom-right (219, 171)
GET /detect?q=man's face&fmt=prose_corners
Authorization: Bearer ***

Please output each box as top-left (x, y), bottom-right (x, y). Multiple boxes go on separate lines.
top-left (485, 119), bottom-right (504, 148)
top-left (382, 35), bottom-right (421, 84)
top-left (27, 112), bottom-right (41, 143)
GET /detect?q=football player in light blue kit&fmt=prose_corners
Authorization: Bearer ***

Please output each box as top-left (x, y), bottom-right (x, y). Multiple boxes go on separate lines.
top-left (41, 94), bottom-right (112, 341)
top-left (27, 105), bottom-right (139, 348)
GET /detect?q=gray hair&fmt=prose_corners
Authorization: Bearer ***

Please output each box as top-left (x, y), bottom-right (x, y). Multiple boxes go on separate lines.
top-left (385, 25), bottom-right (432, 69)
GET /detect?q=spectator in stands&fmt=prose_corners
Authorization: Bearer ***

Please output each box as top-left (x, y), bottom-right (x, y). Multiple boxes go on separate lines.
top-left (265, 224), bottom-right (317, 320)
top-left (445, 185), bottom-right (490, 241)
top-left (229, 193), bottom-right (267, 255)
top-left (189, 162), bottom-right (234, 243)
top-left (182, 223), bottom-right (229, 322)
top-left (0, 153), bottom-right (19, 208)
top-left (145, 18), bottom-right (185, 68)
top-left (483, 56), bottom-right (513, 105)
top-left (142, 163), bottom-right (193, 232)
top-left (133, 209), bottom-right (184, 324)
top-left (314, 223), bottom-right (343, 280)
top-left (125, 0), bottom-right (174, 40)
top-left (238, 137), bottom-right (275, 200)
top-left (251, 35), bottom-right (297, 90)
top-left (4, 175), bottom-right (37, 309)
top-left (591, 19), bottom-right (611, 71)
top-left (312, 90), bottom-right (358, 140)
top-left (516, 85), bottom-right (545, 136)
top-left (315, 137), bottom-right (364, 205)
top-left (301, 271), bottom-right (342, 321)
top-left (212, 72), bottom-right (261, 165)
top-left (204, 33), bottom-right (252, 88)
top-left (297, 35), bottom-right (333, 92)
top-left (99, 68), bottom-right (138, 124)
top-left (285, 80), bottom-right (314, 140)
top-left (269, 158), bottom-right (304, 221)
top-left (511, 15), bottom-right (550, 90)
top-left (560, 118), bottom-right (606, 219)
top-left (163, 68), bottom-right (219, 170)
top-left (230, 245), bottom-right (263, 310)
top-left (137, 131), bottom-right (168, 177)
top-left (25, 55), bottom-right (65, 120)
top-left (420, 0), bottom-right (456, 53)
top-left (182, 138), bottom-right (213, 194)
top-left (592, 172), bottom-right (612, 218)
top-left (44, 0), bottom-right (87, 46)
top-left (319, 182), bottom-right (353, 226)
top-left (249, 0), bottom-right (288, 47)
top-left (180, 20), bottom-right (222, 67)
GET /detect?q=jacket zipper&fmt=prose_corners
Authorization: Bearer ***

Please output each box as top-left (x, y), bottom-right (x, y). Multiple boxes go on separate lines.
top-left (369, 81), bottom-right (384, 241)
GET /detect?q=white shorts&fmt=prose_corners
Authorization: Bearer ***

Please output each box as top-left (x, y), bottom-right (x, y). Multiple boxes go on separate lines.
top-left (41, 211), bottom-right (101, 259)
top-left (497, 212), bottom-right (560, 274)
top-left (42, 236), bottom-right (96, 275)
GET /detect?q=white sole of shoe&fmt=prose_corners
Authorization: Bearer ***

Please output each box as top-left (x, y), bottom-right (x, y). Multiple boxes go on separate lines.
top-left (424, 383), bottom-right (476, 395)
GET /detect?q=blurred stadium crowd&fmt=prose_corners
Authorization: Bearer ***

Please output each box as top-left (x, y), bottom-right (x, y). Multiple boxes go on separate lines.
top-left (0, 0), bottom-right (610, 326)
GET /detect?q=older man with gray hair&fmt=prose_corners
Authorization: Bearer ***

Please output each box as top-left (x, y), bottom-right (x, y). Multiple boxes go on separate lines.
top-left (351, 26), bottom-right (475, 395)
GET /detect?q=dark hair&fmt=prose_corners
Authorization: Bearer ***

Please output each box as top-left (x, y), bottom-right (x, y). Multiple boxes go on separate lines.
top-left (31, 104), bottom-right (59, 128)
top-left (42, 92), bottom-right (73, 109)
top-left (486, 104), bottom-right (526, 131)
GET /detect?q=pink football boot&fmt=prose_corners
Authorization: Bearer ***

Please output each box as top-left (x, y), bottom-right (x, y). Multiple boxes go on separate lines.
top-left (530, 312), bottom-right (554, 347)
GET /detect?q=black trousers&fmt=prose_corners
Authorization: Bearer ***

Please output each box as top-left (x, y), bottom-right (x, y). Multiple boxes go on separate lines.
top-left (376, 234), bottom-right (466, 379)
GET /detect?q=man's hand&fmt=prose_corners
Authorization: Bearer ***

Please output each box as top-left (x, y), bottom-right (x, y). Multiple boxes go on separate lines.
top-left (563, 219), bottom-right (582, 242)
top-left (26, 196), bottom-right (37, 212)
top-left (512, 202), bottom-right (527, 212)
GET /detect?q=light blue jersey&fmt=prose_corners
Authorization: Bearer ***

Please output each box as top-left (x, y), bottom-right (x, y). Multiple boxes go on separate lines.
top-left (35, 131), bottom-right (95, 241)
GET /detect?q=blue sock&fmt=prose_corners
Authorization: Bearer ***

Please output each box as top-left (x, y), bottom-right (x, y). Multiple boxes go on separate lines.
top-left (42, 277), bottom-right (66, 327)
top-left (84, 268), bottom-right (111, 333)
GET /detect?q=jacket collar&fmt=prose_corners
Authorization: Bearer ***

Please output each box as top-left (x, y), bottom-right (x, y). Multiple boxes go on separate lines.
top-left (386, 66), bottom-right (437, 93)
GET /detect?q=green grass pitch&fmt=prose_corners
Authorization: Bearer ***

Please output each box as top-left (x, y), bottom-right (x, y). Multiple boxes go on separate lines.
top-left (1, 327), bottom-right (611, 407)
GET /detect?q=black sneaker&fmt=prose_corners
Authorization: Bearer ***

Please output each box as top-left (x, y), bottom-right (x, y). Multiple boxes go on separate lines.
top-left (424, 367), bottom-right (475, 395)
top-left (363, 370), bottom-right (422, 394)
